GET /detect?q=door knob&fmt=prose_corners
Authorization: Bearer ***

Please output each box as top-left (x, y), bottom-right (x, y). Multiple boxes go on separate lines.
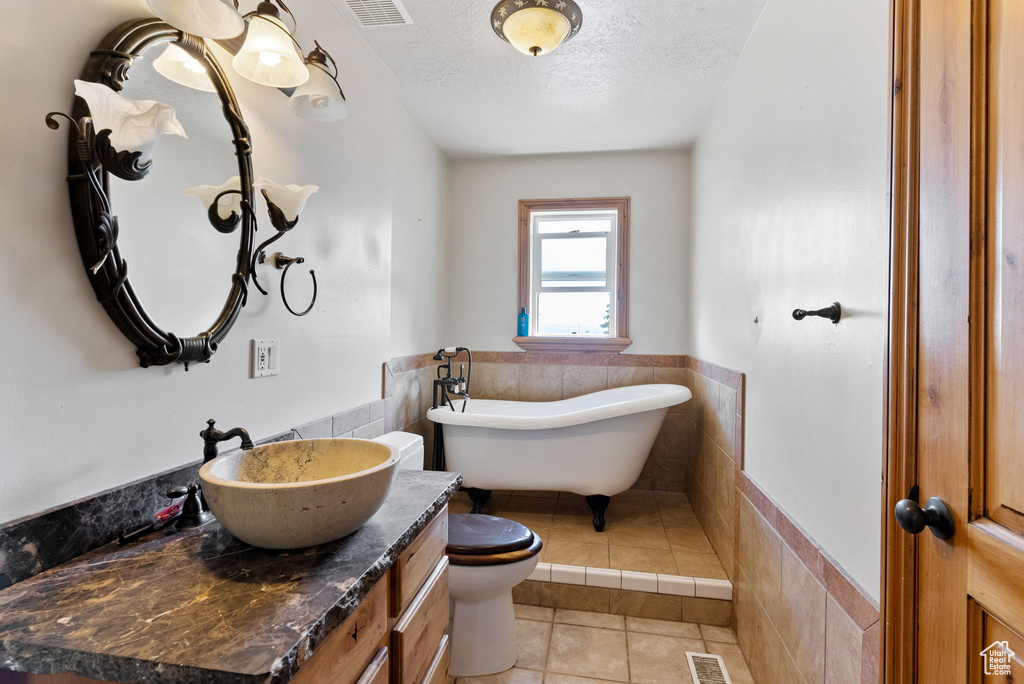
top-left (895, 496), bottom-right (955, 540)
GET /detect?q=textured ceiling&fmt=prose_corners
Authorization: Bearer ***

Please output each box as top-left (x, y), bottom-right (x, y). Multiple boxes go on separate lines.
top-left (335, 0), bottom-right (768, 158)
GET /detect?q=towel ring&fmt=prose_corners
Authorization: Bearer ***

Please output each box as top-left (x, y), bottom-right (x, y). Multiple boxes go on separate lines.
top-left (275, 254), bottom-right (317, 317)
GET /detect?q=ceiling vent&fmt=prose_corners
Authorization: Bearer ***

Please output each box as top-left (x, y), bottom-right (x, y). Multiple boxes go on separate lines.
top-left (343, 0), bottom-right (412, 26)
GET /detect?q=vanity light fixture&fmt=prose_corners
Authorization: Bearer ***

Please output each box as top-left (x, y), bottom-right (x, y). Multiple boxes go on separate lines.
top-left (491, 0), bottom-right (583, 57)
top-left (185, 177), bottom-right (244, 232)
top-left (146, 0), bottom-right (245, 39)
top-left (288, 42), bottom-right (350, 122)
top-left (233, 1), bottom-right (309, 88)
top-left (153, 43), bottom-right (217, 93)
top-left (72, 80), bottom-right (187, 174)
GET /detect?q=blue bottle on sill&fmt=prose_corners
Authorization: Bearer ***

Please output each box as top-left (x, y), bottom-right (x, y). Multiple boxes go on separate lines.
top-left (518, 307), bottom-right (529, 337)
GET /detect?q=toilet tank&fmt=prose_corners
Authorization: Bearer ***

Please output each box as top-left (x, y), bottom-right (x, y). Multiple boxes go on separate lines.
top-left (372, 431), bottom-right (424, 471)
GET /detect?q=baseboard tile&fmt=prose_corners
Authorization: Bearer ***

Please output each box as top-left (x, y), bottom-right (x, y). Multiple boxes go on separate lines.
top-left (521, 563), bottom-right (731, 601)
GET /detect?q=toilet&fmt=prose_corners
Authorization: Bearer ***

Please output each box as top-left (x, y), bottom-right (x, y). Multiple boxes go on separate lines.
top-left (445, 513), bottom-right (543, 677)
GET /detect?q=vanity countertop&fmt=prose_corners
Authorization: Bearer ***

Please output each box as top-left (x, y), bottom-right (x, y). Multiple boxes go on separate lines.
top-left (0, 470), bottom-right (461, 684)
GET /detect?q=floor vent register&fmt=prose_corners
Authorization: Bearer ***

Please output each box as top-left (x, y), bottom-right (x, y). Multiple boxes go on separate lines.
top-left (686, 652), bottom-right (733, 684)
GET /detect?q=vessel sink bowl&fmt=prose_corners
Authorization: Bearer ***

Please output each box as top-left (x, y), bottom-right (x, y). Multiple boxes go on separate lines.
top-left (199, 438), bottom-right (399, 549)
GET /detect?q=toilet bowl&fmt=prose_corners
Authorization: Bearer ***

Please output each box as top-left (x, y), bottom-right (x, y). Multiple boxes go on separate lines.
top-left (446, 514), bottom-right (542, 678)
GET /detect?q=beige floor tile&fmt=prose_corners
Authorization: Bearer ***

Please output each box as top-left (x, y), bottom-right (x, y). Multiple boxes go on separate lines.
top-left (704, 641), bottom-right (755, 684)
top-left (625, 617), bottom-right (701, 639)
top-left (554, 494), bottom-right (595, 518)
top-left (543, 675), bottom-right (625, 684)
top-left (606, 523), bottom-right (671, 550)
top-left (609, 546), bottom-right (678, 574)
top-left (456, 667), bottom-right (544, 684)
top-left (672, 549), bottom-right (728, 579)
top-left (504, 495), bottom-right (558, 514)
top-left (501, 510), bottom-right (557, 528)
top-left (554, 609), bottom-right (625, 630)
top-left (546, 624), bottom-right (630, 682)
top-left (543, 541), bottom-right (610, 568)
top-left (700, 624), bottom-right (738, 644)
top-left (626, 632), bottom-right (705, 684)
top-left (612, 489), bottom-right (657, 505)
top-left (608, 503), bottom-right (663, 526)
top-left (548, 522), bottom-right (611, 545)
top-left (515, 618), bottom-right (553, 671)
top-left (664, 524), bottom-right (716, 554)
top-left (515, 604), bottom-right (555, 622)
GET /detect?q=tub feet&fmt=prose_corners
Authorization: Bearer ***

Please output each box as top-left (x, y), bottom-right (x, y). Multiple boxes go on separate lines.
top-left (466, 488), bottom-right (492, 514)
top-left (586, 495), bottom-right (611, 532)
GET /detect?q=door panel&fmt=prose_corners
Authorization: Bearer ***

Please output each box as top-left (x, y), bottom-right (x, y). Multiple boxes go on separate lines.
top-left (984, 0), bottom-right (1024, 537)
top-left (892, 0), bottom-right (1024, 680)
top-left (914, 0), bottom-right (972, 678)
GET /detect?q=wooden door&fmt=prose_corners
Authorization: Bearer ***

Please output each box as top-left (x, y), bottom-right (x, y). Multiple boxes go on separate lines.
top-left (886, 0), bottom-right (1024, 680)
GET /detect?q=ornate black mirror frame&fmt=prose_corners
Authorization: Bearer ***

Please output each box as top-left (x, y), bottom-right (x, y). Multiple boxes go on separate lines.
top-left (53, 18), bottom-right (255, 369)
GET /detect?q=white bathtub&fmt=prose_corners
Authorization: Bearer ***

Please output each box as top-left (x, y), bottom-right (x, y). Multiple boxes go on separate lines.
top-left (427, 384), bottom-right (691, 501)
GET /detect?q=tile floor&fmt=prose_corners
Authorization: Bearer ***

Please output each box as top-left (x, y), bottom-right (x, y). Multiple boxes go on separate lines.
top-left (449, 606), bottom-right (754, 684)
top-left (447, 489), bottom-right (729, 580)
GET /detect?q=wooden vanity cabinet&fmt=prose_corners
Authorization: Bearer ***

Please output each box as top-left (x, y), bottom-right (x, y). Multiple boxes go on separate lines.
top-left (4, 508), bottom-right (451, 684)
top-left (293, 506), bottom-right (451, 684)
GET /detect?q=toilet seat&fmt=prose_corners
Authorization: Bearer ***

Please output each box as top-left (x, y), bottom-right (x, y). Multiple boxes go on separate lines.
top-left (446, 514), bottom-right (543, 566)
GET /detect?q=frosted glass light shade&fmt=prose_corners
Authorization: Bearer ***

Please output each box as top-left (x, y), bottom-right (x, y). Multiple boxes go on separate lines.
top-left (147, 0), bottom-right (244, 39)
top-left (185, 176), bottom-right (242, 216)
top-left (288, 65), bottom-right (349, 122)
top-left (502, 8), bottom-right (570, 56)
top-left (232, 15), bottom-right (309, 88)
top-left (255, 177), bottom-right (318, 221)
top-left (153, 44), bottom-right (217, 93)
top-left (74, 80), bottom-right (187, 162)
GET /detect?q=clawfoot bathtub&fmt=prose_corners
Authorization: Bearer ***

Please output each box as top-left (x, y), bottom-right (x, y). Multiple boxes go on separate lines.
top-left (427, 384), bottom-right (691, 530)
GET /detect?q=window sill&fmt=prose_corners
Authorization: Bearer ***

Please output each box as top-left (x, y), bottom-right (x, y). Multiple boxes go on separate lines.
top-left (513, 336), bottom-right (633, 353)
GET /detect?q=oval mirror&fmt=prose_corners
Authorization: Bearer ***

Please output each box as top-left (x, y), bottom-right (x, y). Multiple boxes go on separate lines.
top-left (59, 19), bottom-right (254, 369)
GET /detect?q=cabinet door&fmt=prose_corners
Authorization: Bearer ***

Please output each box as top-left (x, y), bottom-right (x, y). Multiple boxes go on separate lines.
top-left (355, 647), bottom-right (389, 684)
top-left (291, 578), bottom-right (388, 684)
top-left (391, 558), bottom-right (449, 684)
top-left (390, 508), bottom-right (448, 618)
top-left (420, 635), bottom-right (450, 684)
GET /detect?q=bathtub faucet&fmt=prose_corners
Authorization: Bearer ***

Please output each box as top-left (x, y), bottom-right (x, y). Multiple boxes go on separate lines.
top-left (433, 347), bottom-right (472, 413)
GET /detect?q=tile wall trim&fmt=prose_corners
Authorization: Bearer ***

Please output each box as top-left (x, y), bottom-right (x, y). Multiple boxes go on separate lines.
top-left (525, 562), bottom-right (733, 602)
top-left (389, 350), bottom-right (743, 386)
top-left (738, 471), bottom-right (880, 630)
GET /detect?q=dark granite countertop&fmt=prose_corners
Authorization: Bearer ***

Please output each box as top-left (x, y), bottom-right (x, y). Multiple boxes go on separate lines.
top-left (0, 470), bottom-right (460, 684)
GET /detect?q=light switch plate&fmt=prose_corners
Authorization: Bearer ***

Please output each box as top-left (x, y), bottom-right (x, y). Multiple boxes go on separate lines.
top-left (250, 339), bottom-right (280, 378)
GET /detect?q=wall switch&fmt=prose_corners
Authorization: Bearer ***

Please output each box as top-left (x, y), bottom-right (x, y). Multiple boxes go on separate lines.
top-left (250, 339), bottom-right (280, 378)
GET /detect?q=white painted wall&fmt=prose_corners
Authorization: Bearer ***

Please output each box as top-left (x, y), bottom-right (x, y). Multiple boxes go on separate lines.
top-left (0, 0), bottom-right (449, 523)
top-left (448, 150), bottom-right (691, 355)
top-left (690, 0), bottom-right (889, 598)
top-left (390, 105), bottom-right (450, 358)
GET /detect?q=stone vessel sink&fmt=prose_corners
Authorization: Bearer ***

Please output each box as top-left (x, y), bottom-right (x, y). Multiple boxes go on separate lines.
top-left (199, 438), bottom-right (399, 549)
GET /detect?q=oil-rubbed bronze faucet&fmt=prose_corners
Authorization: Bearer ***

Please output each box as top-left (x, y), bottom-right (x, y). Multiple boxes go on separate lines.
top-left (200, 419), bottom-right (254, 463)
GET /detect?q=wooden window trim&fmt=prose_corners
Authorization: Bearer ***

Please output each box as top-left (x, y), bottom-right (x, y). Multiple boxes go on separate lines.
top-left (516, 197), bottom-right (631, 353)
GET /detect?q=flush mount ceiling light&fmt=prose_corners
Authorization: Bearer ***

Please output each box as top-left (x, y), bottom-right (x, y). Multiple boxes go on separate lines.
top-left (491, 0), bottom-right (583, 57)
top-left (233, 1), bottom-right (309, 88)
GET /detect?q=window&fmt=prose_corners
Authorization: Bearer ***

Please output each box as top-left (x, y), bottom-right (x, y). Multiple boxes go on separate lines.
top-left (517, 197), bottom-right (631, 352)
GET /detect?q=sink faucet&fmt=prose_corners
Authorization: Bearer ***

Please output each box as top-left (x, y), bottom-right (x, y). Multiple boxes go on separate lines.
top-left (200, 419), bottom-right (254, 462)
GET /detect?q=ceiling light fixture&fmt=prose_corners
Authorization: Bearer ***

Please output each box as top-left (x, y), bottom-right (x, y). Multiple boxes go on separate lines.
top-left (233, 1), bottom-right (309, 88)
top-left (491, 0), bottom-right (583, 57)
